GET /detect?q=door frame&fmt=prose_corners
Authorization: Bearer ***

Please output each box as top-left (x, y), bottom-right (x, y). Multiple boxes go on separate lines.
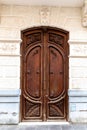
top-left (20, 26), bottom-right (69, 122)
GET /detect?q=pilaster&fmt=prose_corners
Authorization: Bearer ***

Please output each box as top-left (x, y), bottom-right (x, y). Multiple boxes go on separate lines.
top-left (82, 0), bottom-right (87, 26)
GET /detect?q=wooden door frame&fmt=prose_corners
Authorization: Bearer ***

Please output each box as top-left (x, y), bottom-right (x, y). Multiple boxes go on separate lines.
top-left (20, 26), bottom-right (69, 122)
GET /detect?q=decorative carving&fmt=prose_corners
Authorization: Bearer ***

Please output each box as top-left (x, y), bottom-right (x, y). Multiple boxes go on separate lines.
top-left (40, 6), bottom-right (50, 25)
top-left (25, 99), bottom-right (40, 117)
top-left (49, 99), bottom-right (64, 117)
top-left (70, 44), bottom-right (87, 56)
top-left (82, 0), bottom-right (87, 26)
top-left (56, 99), bottom-right (64, 115)
top-left (0, 42), bottom-right (18, 55)
top-left (26, 33), bottom-right (41, 47)
top-left (49, 33), bottom-right (64, 47)
top-left (0, 43), bottom-right (17, 51)
top-left (49, 106), bottom-right (60, 116)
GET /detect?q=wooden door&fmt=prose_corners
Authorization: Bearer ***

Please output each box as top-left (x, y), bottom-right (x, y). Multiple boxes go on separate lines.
top-left (21, 26), bottom-right (69, 121)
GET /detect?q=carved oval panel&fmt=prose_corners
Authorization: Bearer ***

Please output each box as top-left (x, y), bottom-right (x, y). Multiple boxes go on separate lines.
top-left (25, 46), bottom-right (41, 99)
top-left (49, 46), bottom-right (64, 99)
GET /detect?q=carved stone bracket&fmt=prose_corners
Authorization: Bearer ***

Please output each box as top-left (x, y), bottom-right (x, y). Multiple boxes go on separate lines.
top-left (40, 6), bottom-right (50, 25)
top-left (82, 0), bottom-right (87, 27)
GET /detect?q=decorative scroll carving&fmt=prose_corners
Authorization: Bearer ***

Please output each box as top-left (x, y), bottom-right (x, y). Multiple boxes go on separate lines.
top-left (49, 99), bottom-right (64, 117)
top-left (26, 33), bottom-right (41, 47)
top-left (82, 0), bottom-right (87, 27)
top-left (49, 33), bottom-right (64, 47)
top-left (49, 106), bottom-right (60, 116)
top-left (40, 6), bottom-right (50, 25)
top-left (25, 100), bottom-right (40, 117)
top-left (56, 99), bottom-right (64, 115)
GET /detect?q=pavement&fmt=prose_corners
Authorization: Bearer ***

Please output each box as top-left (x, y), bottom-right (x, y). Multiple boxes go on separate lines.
top-left (0, 123), bottom-right (87, 130)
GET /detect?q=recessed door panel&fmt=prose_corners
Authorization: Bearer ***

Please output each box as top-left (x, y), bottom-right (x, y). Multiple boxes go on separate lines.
top-left (26, 46), bottom-right (41, 98)
top-left (49, 46), bottom-right (64, 99)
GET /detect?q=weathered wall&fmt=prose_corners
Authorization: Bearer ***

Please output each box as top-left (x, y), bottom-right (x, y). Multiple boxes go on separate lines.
top-left (0, 4), bottom-right (87, 123)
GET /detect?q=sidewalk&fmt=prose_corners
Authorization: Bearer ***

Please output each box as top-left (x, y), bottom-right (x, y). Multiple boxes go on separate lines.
top-left (0, 123), bottom-right (87, 130)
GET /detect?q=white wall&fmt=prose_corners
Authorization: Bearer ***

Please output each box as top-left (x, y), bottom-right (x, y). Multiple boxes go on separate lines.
top-left (0, 4), bottom-right (87, 90)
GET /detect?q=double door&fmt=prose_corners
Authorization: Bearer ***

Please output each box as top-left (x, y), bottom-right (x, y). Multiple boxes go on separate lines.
top-left (21, 27), bottom-right (69, 121)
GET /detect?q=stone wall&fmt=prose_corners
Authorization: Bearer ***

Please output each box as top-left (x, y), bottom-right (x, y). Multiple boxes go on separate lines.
top-left (0, 4), bottom-right (87, 123)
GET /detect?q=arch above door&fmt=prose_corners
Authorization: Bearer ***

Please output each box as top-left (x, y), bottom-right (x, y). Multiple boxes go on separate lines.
top-left (21, 26), bottom-right (69, 121)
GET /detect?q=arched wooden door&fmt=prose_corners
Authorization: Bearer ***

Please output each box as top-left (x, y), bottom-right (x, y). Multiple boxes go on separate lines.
top-left (21, 26), bottom-right (69, 121)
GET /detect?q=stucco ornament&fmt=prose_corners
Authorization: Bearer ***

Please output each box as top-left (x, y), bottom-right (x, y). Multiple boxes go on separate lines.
top-left (40, 6), bottom-right (50, 25)
top-left (82, 0), bottom-right (87, 26)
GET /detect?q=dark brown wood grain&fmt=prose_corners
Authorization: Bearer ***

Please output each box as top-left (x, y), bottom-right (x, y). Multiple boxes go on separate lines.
top-left (21, 26), bottom-right (69, 122)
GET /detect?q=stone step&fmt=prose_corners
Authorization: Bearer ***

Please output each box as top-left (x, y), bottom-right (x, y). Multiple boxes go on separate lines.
top-left (0, 124), bottom-right (87, 130)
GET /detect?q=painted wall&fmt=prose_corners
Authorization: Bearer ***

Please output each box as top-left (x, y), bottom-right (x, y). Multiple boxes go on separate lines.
top-left (0, 4), bottom-right (87, 123)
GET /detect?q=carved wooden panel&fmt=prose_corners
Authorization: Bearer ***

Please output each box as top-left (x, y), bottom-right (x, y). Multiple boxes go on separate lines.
top-left (25, 99), bottom-right (41, 117)
top-left (21, 26), bottom-right (69, 121)
top-left (26, 33), bottom-right (41, 48)
top-left (49, 99), bottom-right (65, 117)
top-left (48, 33), bottom-right (64, 48)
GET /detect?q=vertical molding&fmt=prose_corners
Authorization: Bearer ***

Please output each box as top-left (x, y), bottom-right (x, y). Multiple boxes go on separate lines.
top-left (82, 0), bottom-right (87, 27)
